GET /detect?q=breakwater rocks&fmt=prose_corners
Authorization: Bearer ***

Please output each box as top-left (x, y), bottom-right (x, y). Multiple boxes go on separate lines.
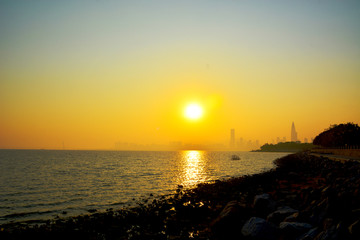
top-left (1, 152), bottom-right (360, 240)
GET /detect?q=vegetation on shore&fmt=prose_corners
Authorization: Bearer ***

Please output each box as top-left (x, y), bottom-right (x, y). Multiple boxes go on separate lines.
top-left (313, 123), bottom-right (360, 148)
top-left (254, 142), bottom-right (315, 152)
top-left (1, 152), bottom-right (359, 240)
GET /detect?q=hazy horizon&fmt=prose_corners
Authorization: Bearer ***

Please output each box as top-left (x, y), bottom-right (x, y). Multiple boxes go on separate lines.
top-left (1, 1), bottom-right (360, 150)
top-left (0, 122), bottom-right (336, 151)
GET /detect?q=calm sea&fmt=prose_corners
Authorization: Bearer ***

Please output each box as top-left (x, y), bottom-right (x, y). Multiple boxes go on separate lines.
top-left (0, 150), bottom-right (289, 224)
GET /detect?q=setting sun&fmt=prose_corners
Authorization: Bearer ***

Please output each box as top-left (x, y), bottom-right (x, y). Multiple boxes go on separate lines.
top-left (184, 103), bottom-right (203, 120)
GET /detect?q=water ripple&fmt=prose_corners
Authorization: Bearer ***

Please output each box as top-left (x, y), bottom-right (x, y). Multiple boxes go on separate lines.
top-left (0, 150), bottom-right (288, 224)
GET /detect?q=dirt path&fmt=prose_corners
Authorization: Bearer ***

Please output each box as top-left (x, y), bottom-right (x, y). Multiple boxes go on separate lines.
top-left (310, 152), bottom-right (360, 162)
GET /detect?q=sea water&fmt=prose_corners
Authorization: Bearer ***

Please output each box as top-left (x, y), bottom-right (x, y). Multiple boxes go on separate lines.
top-left (0, 150), bottom-right (289, 224)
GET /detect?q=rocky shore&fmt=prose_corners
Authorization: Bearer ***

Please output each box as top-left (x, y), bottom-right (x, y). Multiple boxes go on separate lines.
top-left (1, 152), bottom-right (360, 240)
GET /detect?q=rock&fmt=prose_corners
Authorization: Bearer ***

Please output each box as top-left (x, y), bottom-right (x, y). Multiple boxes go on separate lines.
top-left (314, 226), bottom-right (339, 240)
top-left (279, 222), bottom-right (312, 239)
top-left (297, 227), bottom-right (320, 240)
top-left (283, 212), bottom-right (299, 222)
top-left (241, 217), bottom-right (278, 240)
top-left (267, 206), bottom-right (298, 224)
top-left (211, 201), bottom-right (249, 239)
top-left (308, 198), bottom-right (328, 225)
top-left (322, 218), bottom-right (334, 230)
top-left (288, 171), bottom-right (301, 180)
top-left (351, 209), bottom-right (360, 218)
top-left (253, 194), bottom-right (276, 216)
top-left (348, 220), bottom-right (360, 238)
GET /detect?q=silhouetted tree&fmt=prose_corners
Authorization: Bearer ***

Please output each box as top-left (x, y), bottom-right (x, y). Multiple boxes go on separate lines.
top-left (313, 123), bottom-right (360, 148)
top-left (259, 142), bottom-right (314, 152)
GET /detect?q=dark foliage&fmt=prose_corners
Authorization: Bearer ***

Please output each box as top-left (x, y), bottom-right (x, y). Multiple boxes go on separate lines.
top-left (313, 123), bottom-right (360, 148)
top-left (258, 142), bottom-right (314, 152)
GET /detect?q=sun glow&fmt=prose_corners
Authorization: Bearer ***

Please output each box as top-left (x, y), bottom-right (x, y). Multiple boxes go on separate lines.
top-left (184, 103), bottom-right (203, 120)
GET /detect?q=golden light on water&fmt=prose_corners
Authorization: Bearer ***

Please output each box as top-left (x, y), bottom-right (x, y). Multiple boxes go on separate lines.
top-left (181, 150), bottom-right (205, 187)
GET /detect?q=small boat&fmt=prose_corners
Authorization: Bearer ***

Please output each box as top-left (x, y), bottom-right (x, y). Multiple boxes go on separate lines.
top-left (231, 155), bottom-right (241, 160)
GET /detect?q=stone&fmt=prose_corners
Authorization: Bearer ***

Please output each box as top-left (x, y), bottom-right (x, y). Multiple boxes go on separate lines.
top-left (283, 212), bottom-right (299, 222)
top-left (211, 201), bottom-right (248, 239)
top-left (267, 206), bottom-right (298, 224)
top-left (297, 227), bottom-right (320, 240)
top-left (279, 222), bottom-right (313, 239)
top-left (253, 194), bottom-right (276, 216)
top-left (288, 171), bottom-right (301, 180)
top-left (348, 220), bottom-right (360, 238)
top-left (322, 218), bottom-right (334, 230)
top-left (314, 226), bottom-right (339, 240)
top-left (241, 217), bottom-right (278, 240)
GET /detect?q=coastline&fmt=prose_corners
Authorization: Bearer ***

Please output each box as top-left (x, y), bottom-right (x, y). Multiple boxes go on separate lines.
top-left (1, 152), bottom-right (359, 240)
top-left (310, 148), bottom-right (360, 158)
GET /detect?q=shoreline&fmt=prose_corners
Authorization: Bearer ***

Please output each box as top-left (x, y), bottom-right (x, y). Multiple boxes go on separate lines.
top-left (1, 152), bottom-right (360, 239)
top-left (0, 151), bottom-right (287, 226)
top-left (310, 148), bottom-right (360, 158)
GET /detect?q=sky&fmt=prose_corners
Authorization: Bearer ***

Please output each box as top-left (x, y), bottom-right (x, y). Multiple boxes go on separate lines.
top-left (1, 0), bottom-right (360, 150)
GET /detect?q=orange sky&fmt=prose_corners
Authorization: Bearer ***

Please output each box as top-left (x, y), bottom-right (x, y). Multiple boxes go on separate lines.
top-left (1, 1), bottom-right (359, 150)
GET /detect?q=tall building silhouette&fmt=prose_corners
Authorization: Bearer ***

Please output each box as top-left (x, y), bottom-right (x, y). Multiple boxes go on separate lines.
top-left (291, 122), bottom-right (298, 142)
top-left (230, 129), bottom-right (235, 148)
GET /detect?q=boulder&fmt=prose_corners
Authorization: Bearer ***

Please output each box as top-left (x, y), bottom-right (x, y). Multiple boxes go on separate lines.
top-left (348, 220), bottom-right (360, 238)
top-left (297, 227), bottom-right (320, 240)
top-left (279, 222), bottom-right (313, 239)
top-left (267, 206), bottom-right (298, 224)
top-left (314, 226), bottom-right (339, 240)
top-left (211, 201), bottom-right (249, 239)
top-left (283, 212), bottom-right (299, 222)
top-left (241, 217), bottom-right (278, 240)
top-left (253, 194), bottom-right (276, 216)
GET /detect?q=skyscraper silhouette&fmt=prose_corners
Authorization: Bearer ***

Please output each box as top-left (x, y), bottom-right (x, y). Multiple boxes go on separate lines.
top-left (230, 129), bottom-right (235, 148)
top-left (291, 122), bottom-right (298, 142)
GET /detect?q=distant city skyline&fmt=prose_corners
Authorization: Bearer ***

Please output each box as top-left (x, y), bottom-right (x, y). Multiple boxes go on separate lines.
top-left (4, 121), bottom-right (318, 151)
top-left (2, 123), bottom-right (317, 151)
top-left (22, 123), bottom-right (319, 151)
top-left (112, 122), bottom-right (313, 151)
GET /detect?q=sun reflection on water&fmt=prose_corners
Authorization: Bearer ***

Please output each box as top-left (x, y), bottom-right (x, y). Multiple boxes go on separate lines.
top-left (180, 150), bottom-right (205, 187)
